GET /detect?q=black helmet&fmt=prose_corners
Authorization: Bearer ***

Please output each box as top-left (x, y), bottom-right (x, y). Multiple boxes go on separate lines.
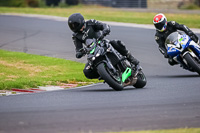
top-left (68, 13), bottom-right (85, 32)
top-left (153, 13), bottom-right (167, 32)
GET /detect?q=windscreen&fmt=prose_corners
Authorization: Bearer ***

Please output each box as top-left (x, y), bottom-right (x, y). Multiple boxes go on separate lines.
top-left (165, 32), bottom-right (179, 45)
top-left (164, 32), bottom-right (180, 49)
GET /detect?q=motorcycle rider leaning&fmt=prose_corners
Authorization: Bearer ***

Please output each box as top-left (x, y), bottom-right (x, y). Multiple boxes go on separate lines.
top-left (153, 13), bottom-right (199, 66)
top-left (68, 13), bottom-right (139, 79)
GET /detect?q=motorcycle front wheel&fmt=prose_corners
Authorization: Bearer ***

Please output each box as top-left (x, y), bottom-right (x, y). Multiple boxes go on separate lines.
top-left (183, 52), bottom-right (200, 75)
top-left (97, 63), bottom-right (124, 91)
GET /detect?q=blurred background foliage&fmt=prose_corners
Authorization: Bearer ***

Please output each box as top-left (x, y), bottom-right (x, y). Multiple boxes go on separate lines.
top-left (0, 0), bottom-right (199, 9)
top-left (0, 0), bottom-right (78, 7)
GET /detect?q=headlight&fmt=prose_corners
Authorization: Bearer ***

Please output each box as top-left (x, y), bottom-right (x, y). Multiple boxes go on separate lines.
top-left (96, 50), bottom-right (101, 57)
top-left (92, 57), bottom-right (96, 61)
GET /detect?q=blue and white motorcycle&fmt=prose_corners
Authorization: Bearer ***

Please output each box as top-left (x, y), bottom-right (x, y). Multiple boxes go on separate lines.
top-left (165, 32), bottom-right (200, 75)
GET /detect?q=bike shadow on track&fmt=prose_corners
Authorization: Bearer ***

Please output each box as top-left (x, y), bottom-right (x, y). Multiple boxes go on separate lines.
top-left (76, 86), bottom-right (147, 92)
top-left (148, 74), bottom-right (200, 79)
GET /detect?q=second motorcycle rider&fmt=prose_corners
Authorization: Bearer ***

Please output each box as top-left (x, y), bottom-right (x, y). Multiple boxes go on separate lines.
top-left (153, 13), bottom-right (199, 66)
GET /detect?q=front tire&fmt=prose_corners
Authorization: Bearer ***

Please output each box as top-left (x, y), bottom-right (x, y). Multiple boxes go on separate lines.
top-left (97, 63), bottom-right (124, 91)
top-left (183, 53), bottom-right (200, 75)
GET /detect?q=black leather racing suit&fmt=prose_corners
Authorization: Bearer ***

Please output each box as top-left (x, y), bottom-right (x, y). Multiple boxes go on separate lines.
top-left (72, 19), bottom-right (135, 79)
top-left (155, 21), bottom-right (199, 65)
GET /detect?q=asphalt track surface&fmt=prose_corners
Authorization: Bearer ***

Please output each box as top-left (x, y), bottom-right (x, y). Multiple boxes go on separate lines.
top-left (0, 15), bottom-right (200, 133)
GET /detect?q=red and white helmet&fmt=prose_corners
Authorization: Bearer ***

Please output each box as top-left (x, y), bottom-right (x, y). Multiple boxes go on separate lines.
top-left (153, 13), bottom-right (167, 32)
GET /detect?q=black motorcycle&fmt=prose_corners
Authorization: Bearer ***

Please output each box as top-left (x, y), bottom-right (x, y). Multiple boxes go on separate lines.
top-left (81, 37), bottom-right (147, 91)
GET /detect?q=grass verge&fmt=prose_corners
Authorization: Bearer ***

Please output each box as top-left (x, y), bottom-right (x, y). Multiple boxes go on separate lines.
top-left (0, 49), bottom-right (99, 90)
top-left (107, 128), bottom-right (200, 133)
top-left (0, 5), bottom-right (200, 28)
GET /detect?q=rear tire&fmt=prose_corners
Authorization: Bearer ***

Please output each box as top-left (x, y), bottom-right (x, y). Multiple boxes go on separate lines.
top-left (183, 53), bottom-right (200, 75)
top-left (97, 63), bottom-right (124, 91)
top-left (133, 71), bottom-right (147, 88)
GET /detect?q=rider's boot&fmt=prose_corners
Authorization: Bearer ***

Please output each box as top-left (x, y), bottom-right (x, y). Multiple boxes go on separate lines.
top-left (126, 52), bottom-right (140, 74)
top-left (126, 52), bottom-right (139, 66)
top-left (110, 40), bottom-right (140, 72)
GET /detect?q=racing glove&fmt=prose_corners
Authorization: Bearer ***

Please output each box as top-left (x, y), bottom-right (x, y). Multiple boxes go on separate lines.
top-left (76, 48), bottom-right (86, 58)
top-left (98, 30), bottom-right (109, 40)
top-left (102, 29), bottom-right (110, 36)
top-left (190, 35), bottom-right (199, 43)
top-left (188, 32), bottom-right (199, 43)
top-left (76, 51), bottom-right (84, 58)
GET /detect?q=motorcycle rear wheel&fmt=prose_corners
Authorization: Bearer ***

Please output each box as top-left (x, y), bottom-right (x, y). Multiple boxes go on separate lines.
top-left (133, 71), bottom-right (147, 88)
top-left (97, 63), bottom-right (124, 91)
top-left (184, 53), bottom-right (200, 75)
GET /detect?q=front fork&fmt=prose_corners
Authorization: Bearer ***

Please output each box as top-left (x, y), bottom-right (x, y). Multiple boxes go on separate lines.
top-left (176, 48), bottom-right (199, 70)
top-left (104, 55), bottom-right (118, 74)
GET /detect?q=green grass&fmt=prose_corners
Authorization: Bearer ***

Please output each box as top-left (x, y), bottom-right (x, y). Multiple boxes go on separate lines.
top-left (0, 5), bottom-right (200, 28)
top-left (0, 49), bottom-right (98, 90)
top-left (108, 128), bottom-right (200, 133)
